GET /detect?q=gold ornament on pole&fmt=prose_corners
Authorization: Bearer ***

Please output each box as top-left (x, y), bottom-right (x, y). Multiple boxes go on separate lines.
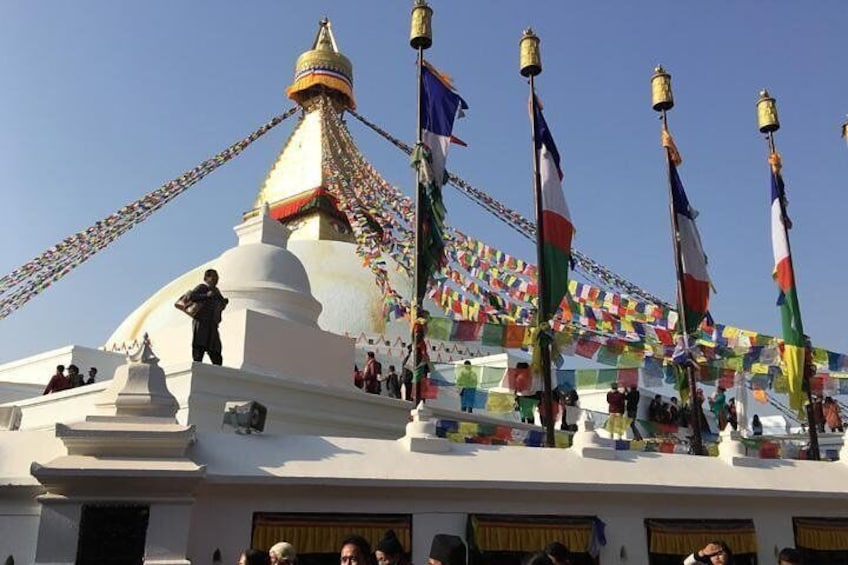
top-left (651, 65), bottom-right (674, 112)
top-left (756, 89), bottom-right (780, 134)
top-left (841, 117), bottom-right (848, 142)
top-left (519, 28), bottom-right (542, 78)
top-left (410, 0), bottom-right (433, 50)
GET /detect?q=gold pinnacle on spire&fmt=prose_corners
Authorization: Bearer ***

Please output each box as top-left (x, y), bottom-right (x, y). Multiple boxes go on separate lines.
top-left (756, 89), bottom-right (780, 133)
top-left (841, 116), bottom-right (848, 140)
top-left (286, 18), bottom-right (355, 110)
top-left (519, 28), bottom-right (541, 78)
top-left (651, 65), bottom-right (674, 112)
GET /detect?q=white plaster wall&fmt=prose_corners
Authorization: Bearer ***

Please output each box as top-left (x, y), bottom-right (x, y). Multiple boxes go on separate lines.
top-left (0, 345), bottom-right (124, 388)
top-left (32, 497), bottom-right (81, 565)
top-left (0, 493), bottom-right (42, 565)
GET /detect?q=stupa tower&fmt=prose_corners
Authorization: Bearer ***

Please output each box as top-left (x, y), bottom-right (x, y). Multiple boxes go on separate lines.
top-left (249, 18), bottom-right (358, 243)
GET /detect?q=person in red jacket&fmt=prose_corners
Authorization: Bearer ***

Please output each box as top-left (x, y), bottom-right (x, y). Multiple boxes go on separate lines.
top-left (43, 365), bottom-right (71, 395)
top-left (606, 382), bottom-right (625, 415)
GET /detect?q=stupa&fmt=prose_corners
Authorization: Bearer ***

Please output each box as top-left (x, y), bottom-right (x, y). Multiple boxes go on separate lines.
top-left (107, 18), bottom-right (408, 351)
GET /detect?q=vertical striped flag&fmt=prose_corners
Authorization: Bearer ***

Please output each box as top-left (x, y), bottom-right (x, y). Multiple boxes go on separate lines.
top-left (770, 160), bottom-right (805, 411)
top-left (669, 161), bottom-right (711, 333)
top-left (532, 96), bottom-right (574, 318)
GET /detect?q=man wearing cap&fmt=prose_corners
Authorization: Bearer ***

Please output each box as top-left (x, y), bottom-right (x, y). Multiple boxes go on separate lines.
top-left (376, 530), bottom-right (407, 565)
top-left (269, 542), bottom-right (296, 565)
top-left (429, 535), bottom-right (466, 565)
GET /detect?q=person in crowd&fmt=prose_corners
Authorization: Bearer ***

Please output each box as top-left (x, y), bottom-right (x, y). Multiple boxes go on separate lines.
top-left (560, 388), bottom-right (580, 432)
top-left (400, 345), bottom-right (414, 401)
top-left (385, 365), bottom-right (402, 399)
top-left (85, 367), bottom-right (98, 385)
top-left (239, 549), bottom-right (270, 565)
top-left (751, 414), bottom-right (763, 436)
top-left (811, 395), bottom-right (825, 433)
top-left (375, 530), bottom-right (407, 565)
top-left (43, 365), bottom-right (71, 395)
top-left (362, 351), bottom-right (382, 395)
top-left (710, 387), bottom-right (728, 431)
top-left (353, 365), bottom-right (364, 389)
top-left (678, 398), bottom-right (691, 428)
top-left (606, 383), bottom-right (625, 416)
top-left (823, 396), bottom-right (843, 432)
top-left (269, 542), bottom-right (296, 565)
top-left (625, 386), bottom-right (640, 420)
top-left (456, 360), bottom-right (477, 413)
top-left (340, 535), bottom-right (372, 565)
top-left (67, 364), bottom-right (84, 388)
top-left (523, 552), bottom-right (554, 565)
top-left (695, 388), bottom-right (710, 432)
top-left (428, 534), bottom-right (466, 565)
top-left (727, 398), bottom-right (738, 431)
top-left (668, 397), bottom-right (681, 426)
top-left (649, 394), bottom-right (663, 423)
top-left (190, 268), bottom-right (229, 365)
top-left (545, 541), bottom-right (571, 565)
top-left (777, 547), bottom-right (802, 565)
top-left (683, 541), bottom-right (733, 564)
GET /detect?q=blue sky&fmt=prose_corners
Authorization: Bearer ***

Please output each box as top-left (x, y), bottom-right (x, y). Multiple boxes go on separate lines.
top-left (0, 1), bottom-right (845, 363)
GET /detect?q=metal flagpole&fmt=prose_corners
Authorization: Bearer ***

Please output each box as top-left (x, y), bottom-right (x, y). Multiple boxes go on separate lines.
top-left (410, 0), bottom-right (433, 403)
top-left (756, 90), bottom-right (820, 461)
top-left (520, 29), bottom-right (556, 448)
top-left (651, 66), bottom-right (705, 456)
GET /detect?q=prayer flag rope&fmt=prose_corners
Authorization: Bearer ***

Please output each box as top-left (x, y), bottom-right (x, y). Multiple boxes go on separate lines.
top-left (0, 107), bottom-right (297, 320)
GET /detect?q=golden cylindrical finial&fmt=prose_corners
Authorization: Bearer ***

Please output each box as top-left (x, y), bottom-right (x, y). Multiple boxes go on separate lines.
top-left (519, 28), bottom-right (542, 77)
top-left (841, 117), bottom-right (848, 140)
top-left (757, 89), bottom-right (780, 133)
top-left (651, 65), bottom-right (673, 112)
top-left (410, 0), bottom-right (433, 50)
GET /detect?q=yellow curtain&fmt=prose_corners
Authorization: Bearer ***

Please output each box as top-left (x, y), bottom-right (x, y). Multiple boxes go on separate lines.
top-left (794, 518), bottom-right (848, 551)
top-left (647, 521), bottom-right (757, 555)
top-left (252, 516), bottom-right (410, 554)
top-left (471, 516), bottom-right (592, 553)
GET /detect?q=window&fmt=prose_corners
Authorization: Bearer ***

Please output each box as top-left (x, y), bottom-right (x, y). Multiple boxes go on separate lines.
top-left (644, 519), bottom-right (757, 565)
top-left (75, 504), bottom-right (150, 565)
top-left (793, 517), bottom-right (848, 564)
top-left (467, 514), bottom-right (601, 565)
top-left (252, 513), bottom-right (412, 565)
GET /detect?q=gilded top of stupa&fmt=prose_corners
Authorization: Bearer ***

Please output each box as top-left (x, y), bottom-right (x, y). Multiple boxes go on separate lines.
top-left (286, 18), bottom-right (355, 110)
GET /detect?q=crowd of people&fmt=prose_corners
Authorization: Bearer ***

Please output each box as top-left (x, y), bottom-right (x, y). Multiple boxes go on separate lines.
top-left (43, 364), bottom-right (98, 394)
top-left (238, 532), bottom-right (576, 565)
top-left (236, 534), bottom-right (807, 565)
top-left (353, 349), bottom-right (414, 401)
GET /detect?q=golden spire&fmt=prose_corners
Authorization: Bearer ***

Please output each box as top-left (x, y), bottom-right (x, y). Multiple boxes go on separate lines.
top-left (286, 18), bottom-right (355, 110)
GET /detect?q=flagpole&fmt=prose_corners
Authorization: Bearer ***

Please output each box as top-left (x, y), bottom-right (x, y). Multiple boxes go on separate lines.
top-left (410, 0), bottom-right (433, 404)
top-left (651, 66), bottom-right (705, 456)
top-left (756, 90), bottom-right (820, 461)
top-left (520, 29), bottom-right (556, 449)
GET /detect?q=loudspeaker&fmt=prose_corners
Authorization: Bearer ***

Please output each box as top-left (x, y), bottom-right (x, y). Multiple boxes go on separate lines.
top-left (222, 401), bottom-right (267, 434)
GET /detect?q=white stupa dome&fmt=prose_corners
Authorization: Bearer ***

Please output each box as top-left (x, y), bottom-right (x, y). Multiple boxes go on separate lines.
top-left (106, 207), bottom-right (322, 351)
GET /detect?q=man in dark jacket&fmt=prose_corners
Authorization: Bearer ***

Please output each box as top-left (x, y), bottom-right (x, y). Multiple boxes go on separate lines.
top-left (190, 269), bottom-right (229, 365)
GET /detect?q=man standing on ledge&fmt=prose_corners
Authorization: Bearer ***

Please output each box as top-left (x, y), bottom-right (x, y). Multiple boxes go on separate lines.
top-left (190, 269), bottom-right (229, 365)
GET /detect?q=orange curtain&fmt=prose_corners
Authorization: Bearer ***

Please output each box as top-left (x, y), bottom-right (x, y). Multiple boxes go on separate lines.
top-left (252, 514), bottom-right (410, 554)
top-left (470, 515), bottom-right (592, 553)
top-left (794, 518), bottom-right (848, 551)
top-left (646, 519), bottom-right (757, 555)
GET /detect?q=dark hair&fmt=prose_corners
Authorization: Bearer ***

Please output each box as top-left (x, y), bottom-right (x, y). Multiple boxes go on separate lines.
top-left (544, 542), bottom-right (570, 563)
top-left (522, 552), bottom-right (554, 565)
top-left (376, 529), bottom-right (404, 556)
top-left (463, 360), bottom-right (471, 365)
top-left (707, 541), bottom-right (733, 564)
top-left (204, 269), bottom-right (218, 278)
top-left (367, 352), bottom-right (375, 359)
top-left (57, 365), bottom-right (65, 372)
top-left (242, 549), bottom-right (270, 565)
top-left (389, 365), bottom-right (396, 372)
top-left (778, 547), bottom-right (802, 564)
top-left (340, 535), bottom-right (372, 559)
top-left (68, 364), bottom-right (79, 373)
